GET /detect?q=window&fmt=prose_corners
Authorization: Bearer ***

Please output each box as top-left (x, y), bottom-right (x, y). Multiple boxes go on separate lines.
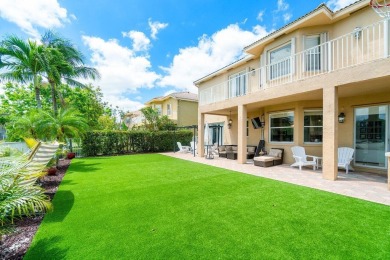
top-left (167, 104), bottom-right (171, 116)
top-left (269, 43), bottom-right (292, 80)
top-left (154, 104), bottom-right (162, 115)
top-left (229, 70), bottom-right (247, 98)
top-left (304, 111), bottom-right (323, 143)
top-left (269, 111), bottom-right (294, 142)
top-left (304, 35), bottom-right (321, 71)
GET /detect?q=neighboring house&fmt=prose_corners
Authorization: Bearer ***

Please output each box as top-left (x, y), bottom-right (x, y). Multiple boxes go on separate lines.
top-left (124, 110), bottom-right (145, 129)
top-left (195, 0), bottom-right (390, 181)
top-left (145, 92), bottom-right (198, 126)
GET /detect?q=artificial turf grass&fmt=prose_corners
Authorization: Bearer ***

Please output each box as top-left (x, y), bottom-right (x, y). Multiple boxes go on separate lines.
top-left (25, 154), bottom-right (390, 259)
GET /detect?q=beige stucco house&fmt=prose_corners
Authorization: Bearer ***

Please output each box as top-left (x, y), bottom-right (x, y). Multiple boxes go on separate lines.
top-left (144, 92), bottom-right (198, 127)
top-left (195, 0), bottom-right (390, 181)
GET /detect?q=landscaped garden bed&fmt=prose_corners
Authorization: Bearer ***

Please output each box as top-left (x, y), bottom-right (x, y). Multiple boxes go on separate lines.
top-left (0, 159), bottom-right (70, 260)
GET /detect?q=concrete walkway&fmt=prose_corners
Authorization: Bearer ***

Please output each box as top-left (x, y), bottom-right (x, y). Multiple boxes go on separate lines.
top-left (163, 152), bottom-right (390, 206)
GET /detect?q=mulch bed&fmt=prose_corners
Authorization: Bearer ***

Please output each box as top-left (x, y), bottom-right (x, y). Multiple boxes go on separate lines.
top-left (0, 159), bottom-right (71, 260)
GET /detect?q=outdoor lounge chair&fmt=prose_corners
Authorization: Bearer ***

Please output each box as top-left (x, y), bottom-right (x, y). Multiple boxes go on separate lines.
top-left (338, 147), bottom-right (354, 174)
top-left (291, 146), bottom-right (318, 170)
top-left (190, 141), bottom-right (197, 153)
top-left (1, 142), bottom-right (59, 178)
top-left (177, 142), bottom-right (190, 153)
top-left (253, 148), bottom-right (284, 167)
top-left (0, 142), bottom-right (40, 167)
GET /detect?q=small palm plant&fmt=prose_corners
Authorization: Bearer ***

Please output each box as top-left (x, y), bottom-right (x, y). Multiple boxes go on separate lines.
top-left (37, 107), bottom-right (89, 142)
top-left (0, 173), bottom-right (52, 236)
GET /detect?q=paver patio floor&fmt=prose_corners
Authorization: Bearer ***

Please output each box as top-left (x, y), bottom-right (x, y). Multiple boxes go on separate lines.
top-left (163, 152), bottom-right (390, 206)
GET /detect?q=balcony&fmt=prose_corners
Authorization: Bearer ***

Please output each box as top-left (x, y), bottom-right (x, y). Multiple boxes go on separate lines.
top-left (199, 19), bottom-right (390, 106)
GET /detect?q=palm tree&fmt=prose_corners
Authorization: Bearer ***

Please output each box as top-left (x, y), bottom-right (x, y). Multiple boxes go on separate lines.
top-left (41, 31), bottom-right (100, 115)
top-left (0, 36), bottom-right (48, 109)
top-left (36, 107), bottom-right (89, 142)
top-left (10, 110), bottom-right (42, 139)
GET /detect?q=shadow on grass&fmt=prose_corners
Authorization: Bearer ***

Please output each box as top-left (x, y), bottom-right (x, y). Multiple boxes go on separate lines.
top-left (67, 161), bottom-right (102, 173)
top-left (45, 190), bottom-right (74, 223)
top-left (24, 236), bottom-right (68, 260)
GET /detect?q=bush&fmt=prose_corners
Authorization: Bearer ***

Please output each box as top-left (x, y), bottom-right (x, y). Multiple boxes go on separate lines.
top-left (81, 130), bottom-right (193, 156)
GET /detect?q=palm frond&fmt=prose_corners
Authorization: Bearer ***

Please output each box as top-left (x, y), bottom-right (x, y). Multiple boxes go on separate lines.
top-left (0, 173), bottom-right (52, 226)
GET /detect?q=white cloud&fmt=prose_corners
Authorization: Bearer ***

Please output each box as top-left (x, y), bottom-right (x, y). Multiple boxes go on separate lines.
top-left (277, 0), bottom-right (289, 12)
top-left (257, 10), bottom-right (265, 22)
top-left (122, 31), bottom-right (151, 52)
top-left (283, 13), bottom-right (292, 23)
top-left (82, 35), bottom-right (160, 110)
top-left (158, 24), bottom-right (270, 92)
top-left (0, 0), bottom-right (70, 38)
top-left (105, 95), bottom-right (144, 112)
top-left (272, 0), bottom-right (292, 27)
top-left (326, 0), bottom-right (357, 11)
top-left (148, 18), bottom-right (168, 39)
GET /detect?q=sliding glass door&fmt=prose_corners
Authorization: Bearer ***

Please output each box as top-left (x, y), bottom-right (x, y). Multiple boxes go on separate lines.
top-left (354, 105), bottom-right (388, 168)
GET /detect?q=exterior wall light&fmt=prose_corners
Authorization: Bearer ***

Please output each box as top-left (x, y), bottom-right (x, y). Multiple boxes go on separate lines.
top-left (251, 68), bottom-right (256, 76)
top-left (338, 112), bottom-right (346, 123)
top-left (228, 111), bottom-right (232, 129)
top-left (353, 27), bottom-right (362, 39)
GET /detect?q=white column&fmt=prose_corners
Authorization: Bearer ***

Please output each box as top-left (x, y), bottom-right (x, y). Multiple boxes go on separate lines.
top-left (237, 105), bottom-right (247, 164)
top-left (198, 113), bottom-right (205, 157)
top-left (322, 86), bottom-right (338, 180)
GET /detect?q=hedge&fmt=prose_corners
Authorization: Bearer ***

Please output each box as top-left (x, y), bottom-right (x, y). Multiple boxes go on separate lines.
top-left (81, 130), bottom-right (193, 157)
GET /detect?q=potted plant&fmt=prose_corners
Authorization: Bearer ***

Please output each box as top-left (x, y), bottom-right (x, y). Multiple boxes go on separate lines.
top-left (47, 167), bottom-right (57, 175)
top-left (67, 152), bottom-right (76, 159)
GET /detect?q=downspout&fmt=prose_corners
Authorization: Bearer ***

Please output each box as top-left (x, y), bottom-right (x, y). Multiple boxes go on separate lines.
top-left (177, 99), bottom-right (180, 126)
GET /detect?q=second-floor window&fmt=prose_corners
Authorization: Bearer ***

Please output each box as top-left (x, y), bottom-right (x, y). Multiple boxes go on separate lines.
top-left (269, 42), bottom-right (291, 80)
top-left (154, 104), bottom-right (162, 115)
top-left (167, 104), bottom-right (171, 116)
top-left (304, 35), bottom-right (321, 71)
top-left (228, 70), bottom-right (247, 98)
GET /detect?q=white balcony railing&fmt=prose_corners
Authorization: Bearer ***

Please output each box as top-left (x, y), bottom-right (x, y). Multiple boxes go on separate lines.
top-left (199, 19), bottom-right (390, 106)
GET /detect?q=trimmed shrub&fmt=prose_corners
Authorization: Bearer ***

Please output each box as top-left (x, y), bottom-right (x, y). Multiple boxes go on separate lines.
top-left (82, 130), bottom-right (192, 157)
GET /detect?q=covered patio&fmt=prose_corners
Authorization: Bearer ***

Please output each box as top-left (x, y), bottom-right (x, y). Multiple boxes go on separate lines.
top-left (164, 151), bottom-right (390, 206)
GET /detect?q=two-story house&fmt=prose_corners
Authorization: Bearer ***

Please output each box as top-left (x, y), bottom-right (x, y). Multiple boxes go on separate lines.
top-left (195, 0), bottom-right (390, 181)
top-left (145, 92), bottom-right (198, 127)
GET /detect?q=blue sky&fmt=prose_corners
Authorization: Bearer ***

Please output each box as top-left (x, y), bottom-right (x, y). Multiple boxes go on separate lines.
top-left (0, 0), bottom-right (357, 112)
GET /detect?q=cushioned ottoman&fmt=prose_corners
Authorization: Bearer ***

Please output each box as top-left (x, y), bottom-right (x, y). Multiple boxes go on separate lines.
top-left (253, 156), bottom-right (274, 167)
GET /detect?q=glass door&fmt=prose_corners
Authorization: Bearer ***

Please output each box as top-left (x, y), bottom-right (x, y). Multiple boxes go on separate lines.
top-left (354, 105), bottom-right (388, 168)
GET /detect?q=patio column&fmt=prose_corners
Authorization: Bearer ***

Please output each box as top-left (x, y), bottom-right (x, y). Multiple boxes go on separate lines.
top-left (386, 152), bottom-right (390, 190)
top-left (237, 105), bottom-right (247, 164)
top-left (322, 86), bottom-right (338, 180)
top-left (198, 113), bottom-right (205, 157)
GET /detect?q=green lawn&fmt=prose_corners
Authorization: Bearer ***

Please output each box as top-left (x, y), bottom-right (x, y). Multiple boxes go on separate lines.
top-left (25, 154), bottom-right (390, 259)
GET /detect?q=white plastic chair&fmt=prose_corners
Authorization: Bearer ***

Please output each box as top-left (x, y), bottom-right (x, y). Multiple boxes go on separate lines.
top-left (291, 146), bottom-right (318, 170)
top-left (177, 142), bottom-right (190, 153)
top-left (338, 147), bottom-right (354, 174)
top-left (190, 141), bottom-right (197, 153)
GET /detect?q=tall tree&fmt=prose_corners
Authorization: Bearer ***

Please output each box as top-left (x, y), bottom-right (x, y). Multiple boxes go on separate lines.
top-left (0, 36), bottom-right (48, 108)
top-left (41, 31), bottom-right (100, 115)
